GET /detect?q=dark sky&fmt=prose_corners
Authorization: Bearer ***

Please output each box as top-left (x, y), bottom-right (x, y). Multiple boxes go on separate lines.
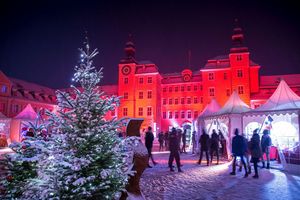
top-left (0, 0), bottom-right (299, 89)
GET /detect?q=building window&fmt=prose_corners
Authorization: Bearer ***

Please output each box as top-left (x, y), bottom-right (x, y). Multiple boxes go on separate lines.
top-left (181, 111), bottom-right (185, 119)
top-left (194, 97), bottom-right (198, 104)
top-left (175, 111), bottom-right (179, 119)
top-left (226, 89), bottom-right (231, 96)
top-left (237, 55), bottom-right (242, 61)
top-left (147, 77), bottom-right (152, 84)
top-left (169, 87), bottom-right (173, 92)
top-left (200, 85), bottom-right (203, 91)
top-left (194, 111), bottom-right (198, 118)
top-left (181, 86), bottom-right (185, 92)
top-left (138, 107), bottom-right (143, 116)
top-left (169, 98), bottom-right (173, 105)
top-left (139, 77), bottom-right (143, 84)
top-left (200, 97), bottom-right (203, 103)
top-left (187, 111), bottom-right (192, 119)
top-left (123, 107), bottom-right (128, 116)
top-left (111, 110), bottom-right (115, 116)
top-left (209, 87), bottom-right (215, 96)
top-left (147, 91), bottom-right (152, 99)
top-left (163, 112), bottom-right (166, 119)
top-left (147, 107), bottom-right (152, 116)
top-left (175, 86), bottom-right (179, 92)
top-left (124, 92), bottom-right (128, 99)
top-left (208, 73), bottom-right (214, 80)
top-left (174, 98), bottom-right (179, 105)
top-left (0, 103), bottom-right (5, 112)
top-left (181, 98), bottom-right (185, 104)
top-left (163, 87), bottom-right (167, 92)
top-left (187, 97), bottom-right (191, 104)
top-left (194, 85), bottom-right (197, 91)
top-left (224, 73), bottom-right (227, 80)
top-left (187, 86), bottom-right (191, 91)
top-left (1, 85), bottom-right (7, 93)
top-left (124, 78), bottom-right (128, 84)
top-left (168, 111), bottom-right (173, 119)
top-left (238, 86), bottom-right (244, 94)
top-left (237, 69), bottom-right (243, 78)
top-left (139, 91), bottom-right (143, 99)
top-left (163, 98), bottom-right (167, 105)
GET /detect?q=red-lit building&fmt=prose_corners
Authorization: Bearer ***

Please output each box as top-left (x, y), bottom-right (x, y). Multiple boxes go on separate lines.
top-left (1, 24), bottom-right (300, 137)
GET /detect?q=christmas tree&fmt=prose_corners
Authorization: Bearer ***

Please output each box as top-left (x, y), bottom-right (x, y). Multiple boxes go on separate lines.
top-left (2, 39), bottom-right (133, 199)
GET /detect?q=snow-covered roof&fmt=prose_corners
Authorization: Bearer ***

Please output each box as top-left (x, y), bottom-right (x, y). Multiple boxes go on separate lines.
top-left (14, 104), bottom-right (38, 120)
top-left (254, 79), bottom-right (300, 111)
top-left (199, 98), bottom-right (221, 118)
top-left (216, 91), bottom-right (250, 115)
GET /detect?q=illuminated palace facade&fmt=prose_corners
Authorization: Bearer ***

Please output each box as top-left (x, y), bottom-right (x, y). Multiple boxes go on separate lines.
top-left (1, 25), bottom-right (300, 135)
top-left (117, 25), bottom-right (300, 133)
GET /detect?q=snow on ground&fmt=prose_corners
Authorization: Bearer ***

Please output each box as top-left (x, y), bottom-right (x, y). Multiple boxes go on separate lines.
top-left (140, 152), bottom-right (300, 200)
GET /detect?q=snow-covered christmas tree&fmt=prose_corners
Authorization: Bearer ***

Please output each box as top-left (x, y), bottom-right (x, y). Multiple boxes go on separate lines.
top-left (2, 39), bottom-right (133, 199)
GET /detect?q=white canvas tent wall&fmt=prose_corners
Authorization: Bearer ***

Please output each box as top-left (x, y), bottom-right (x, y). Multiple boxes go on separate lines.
top-left (0, 112), bottom-right (11, 146)
top-left (10, 104), bottom-right (37, 142)
top-left (243, 79), bottom-right (300, 174)
top-left (202, 91), bottom-right (251, 159)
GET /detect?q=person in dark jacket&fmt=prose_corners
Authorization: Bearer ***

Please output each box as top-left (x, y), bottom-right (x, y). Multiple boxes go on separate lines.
top-left (218, 130), bottom-right (227, 157)
top-left (145, 126), bottom-right (157, 167)
top-left (181, 129), bottom-right (187, 153)
top-left (192, 131), bottom-right (197, 154)
top-left (210, 129), bottom-right (220, 164)
top-left (261, 129), bottom-right (272, 169)
top-left (177, 129), bottom-right (182, 153)
top-left (164, 131), bottom-right (169, 151)
top-left (168, 127), bottom-right (182, 172)
top-left (230, 128), bottom-right (248, 177)
top-left (197, 129), bottom-right (210, 166)
top-left (250, 129), bottom-right (262, 178)
top-left (158, 131), bottom-right (164, 151)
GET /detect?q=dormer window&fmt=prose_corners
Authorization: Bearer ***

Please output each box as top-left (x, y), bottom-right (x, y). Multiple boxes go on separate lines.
top-left (1, 85), bottom-right (7, 93)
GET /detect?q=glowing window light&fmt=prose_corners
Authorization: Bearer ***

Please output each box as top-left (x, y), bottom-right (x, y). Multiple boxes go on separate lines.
top-left (271, 121), bottom-right (299, 150)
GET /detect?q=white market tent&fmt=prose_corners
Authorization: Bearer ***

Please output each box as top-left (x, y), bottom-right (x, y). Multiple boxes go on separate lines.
top-left (0, 112), bottom-right (11, 147)
top-left (198, 91), bottom-right (251, 159)
top-left (243, 79), bottom-right (300, 174)
top-left (10, 104), bottom-right (38, 142)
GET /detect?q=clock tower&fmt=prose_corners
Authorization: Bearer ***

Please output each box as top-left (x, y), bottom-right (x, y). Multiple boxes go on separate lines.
top-left (118, 35), bottom-right (138, 118)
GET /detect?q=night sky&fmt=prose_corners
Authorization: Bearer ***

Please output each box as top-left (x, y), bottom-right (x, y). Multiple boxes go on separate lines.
top-left (0, 0), bottom-right (299, 89)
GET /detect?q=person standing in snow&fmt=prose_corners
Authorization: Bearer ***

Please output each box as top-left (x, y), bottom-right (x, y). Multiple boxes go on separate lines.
top-left (197, 129), bottom-right (210, 166)
top-left (261, 129), bottom-right (272, 169)
top-left (158, 131), bottom-right (164, 151)
top-left (210, 129), bottom-right (220, 164)
top-left (250, 129), bottom-right (262, 178)
top-left (192, 131), bottom-right (197, 154)
top-left (168, 127), bottom-right (182, 172)
top-left (164, 131), bottom-right (169, 151)
top-left (181, 129), bottom-right (187, 153)
top-left (145, 126), bottom-right (158, 168)
top-left (230, 128), bottom-right (248, 177)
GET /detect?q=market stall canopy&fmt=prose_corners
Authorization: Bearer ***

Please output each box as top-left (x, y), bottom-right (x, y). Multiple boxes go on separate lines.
top-left (254, 79), bottom-right (300, 111)
top-left (199, 98), bottom-right (221, 118)
top-left (216, 91), bottom-right (250, 115)
top-left (14, 104), bottom-right (37, 120)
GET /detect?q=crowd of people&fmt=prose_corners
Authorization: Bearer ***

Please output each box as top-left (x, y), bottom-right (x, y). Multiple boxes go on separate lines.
top-left (145, 125), bottom-right (273, 179)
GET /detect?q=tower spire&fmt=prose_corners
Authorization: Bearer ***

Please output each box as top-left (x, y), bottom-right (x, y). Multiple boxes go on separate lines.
top-left (230, 19), bottom-right (248, 53)
top-left (120, 34), bottom-right (137, 63)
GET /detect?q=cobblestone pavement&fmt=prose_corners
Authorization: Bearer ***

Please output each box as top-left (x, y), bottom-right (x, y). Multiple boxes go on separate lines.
top-left (140, 152), bottom-right (300, 200)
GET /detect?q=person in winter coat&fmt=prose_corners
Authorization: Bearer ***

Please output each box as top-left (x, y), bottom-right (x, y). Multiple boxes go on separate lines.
top-left (197, 129), bottom-right (210, 166)
top-left (181, 129), bottom-right (187, 153)
top-left (158, 131), bottom-right (164, 151)
top-left (192, 131), bottom-right (197, 154)
top-left (177, 129), bottom-right (182, 153)
top-left (145, 126), bottom-right (157, 167)
top-left (261, 129), bottom-right (272, 169)
top-left (250, 129), bottom-right (262, 178)
top-left (210, 129), bottom-right (220, 164)
top-left (218, 130), bottom-right (227, 157)
top-left (168, 127), bottom-right (182, 172)
top-left (230, 128), bottom-right (248, 177)
top-left (164, 131), bottom-right (169, 150)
